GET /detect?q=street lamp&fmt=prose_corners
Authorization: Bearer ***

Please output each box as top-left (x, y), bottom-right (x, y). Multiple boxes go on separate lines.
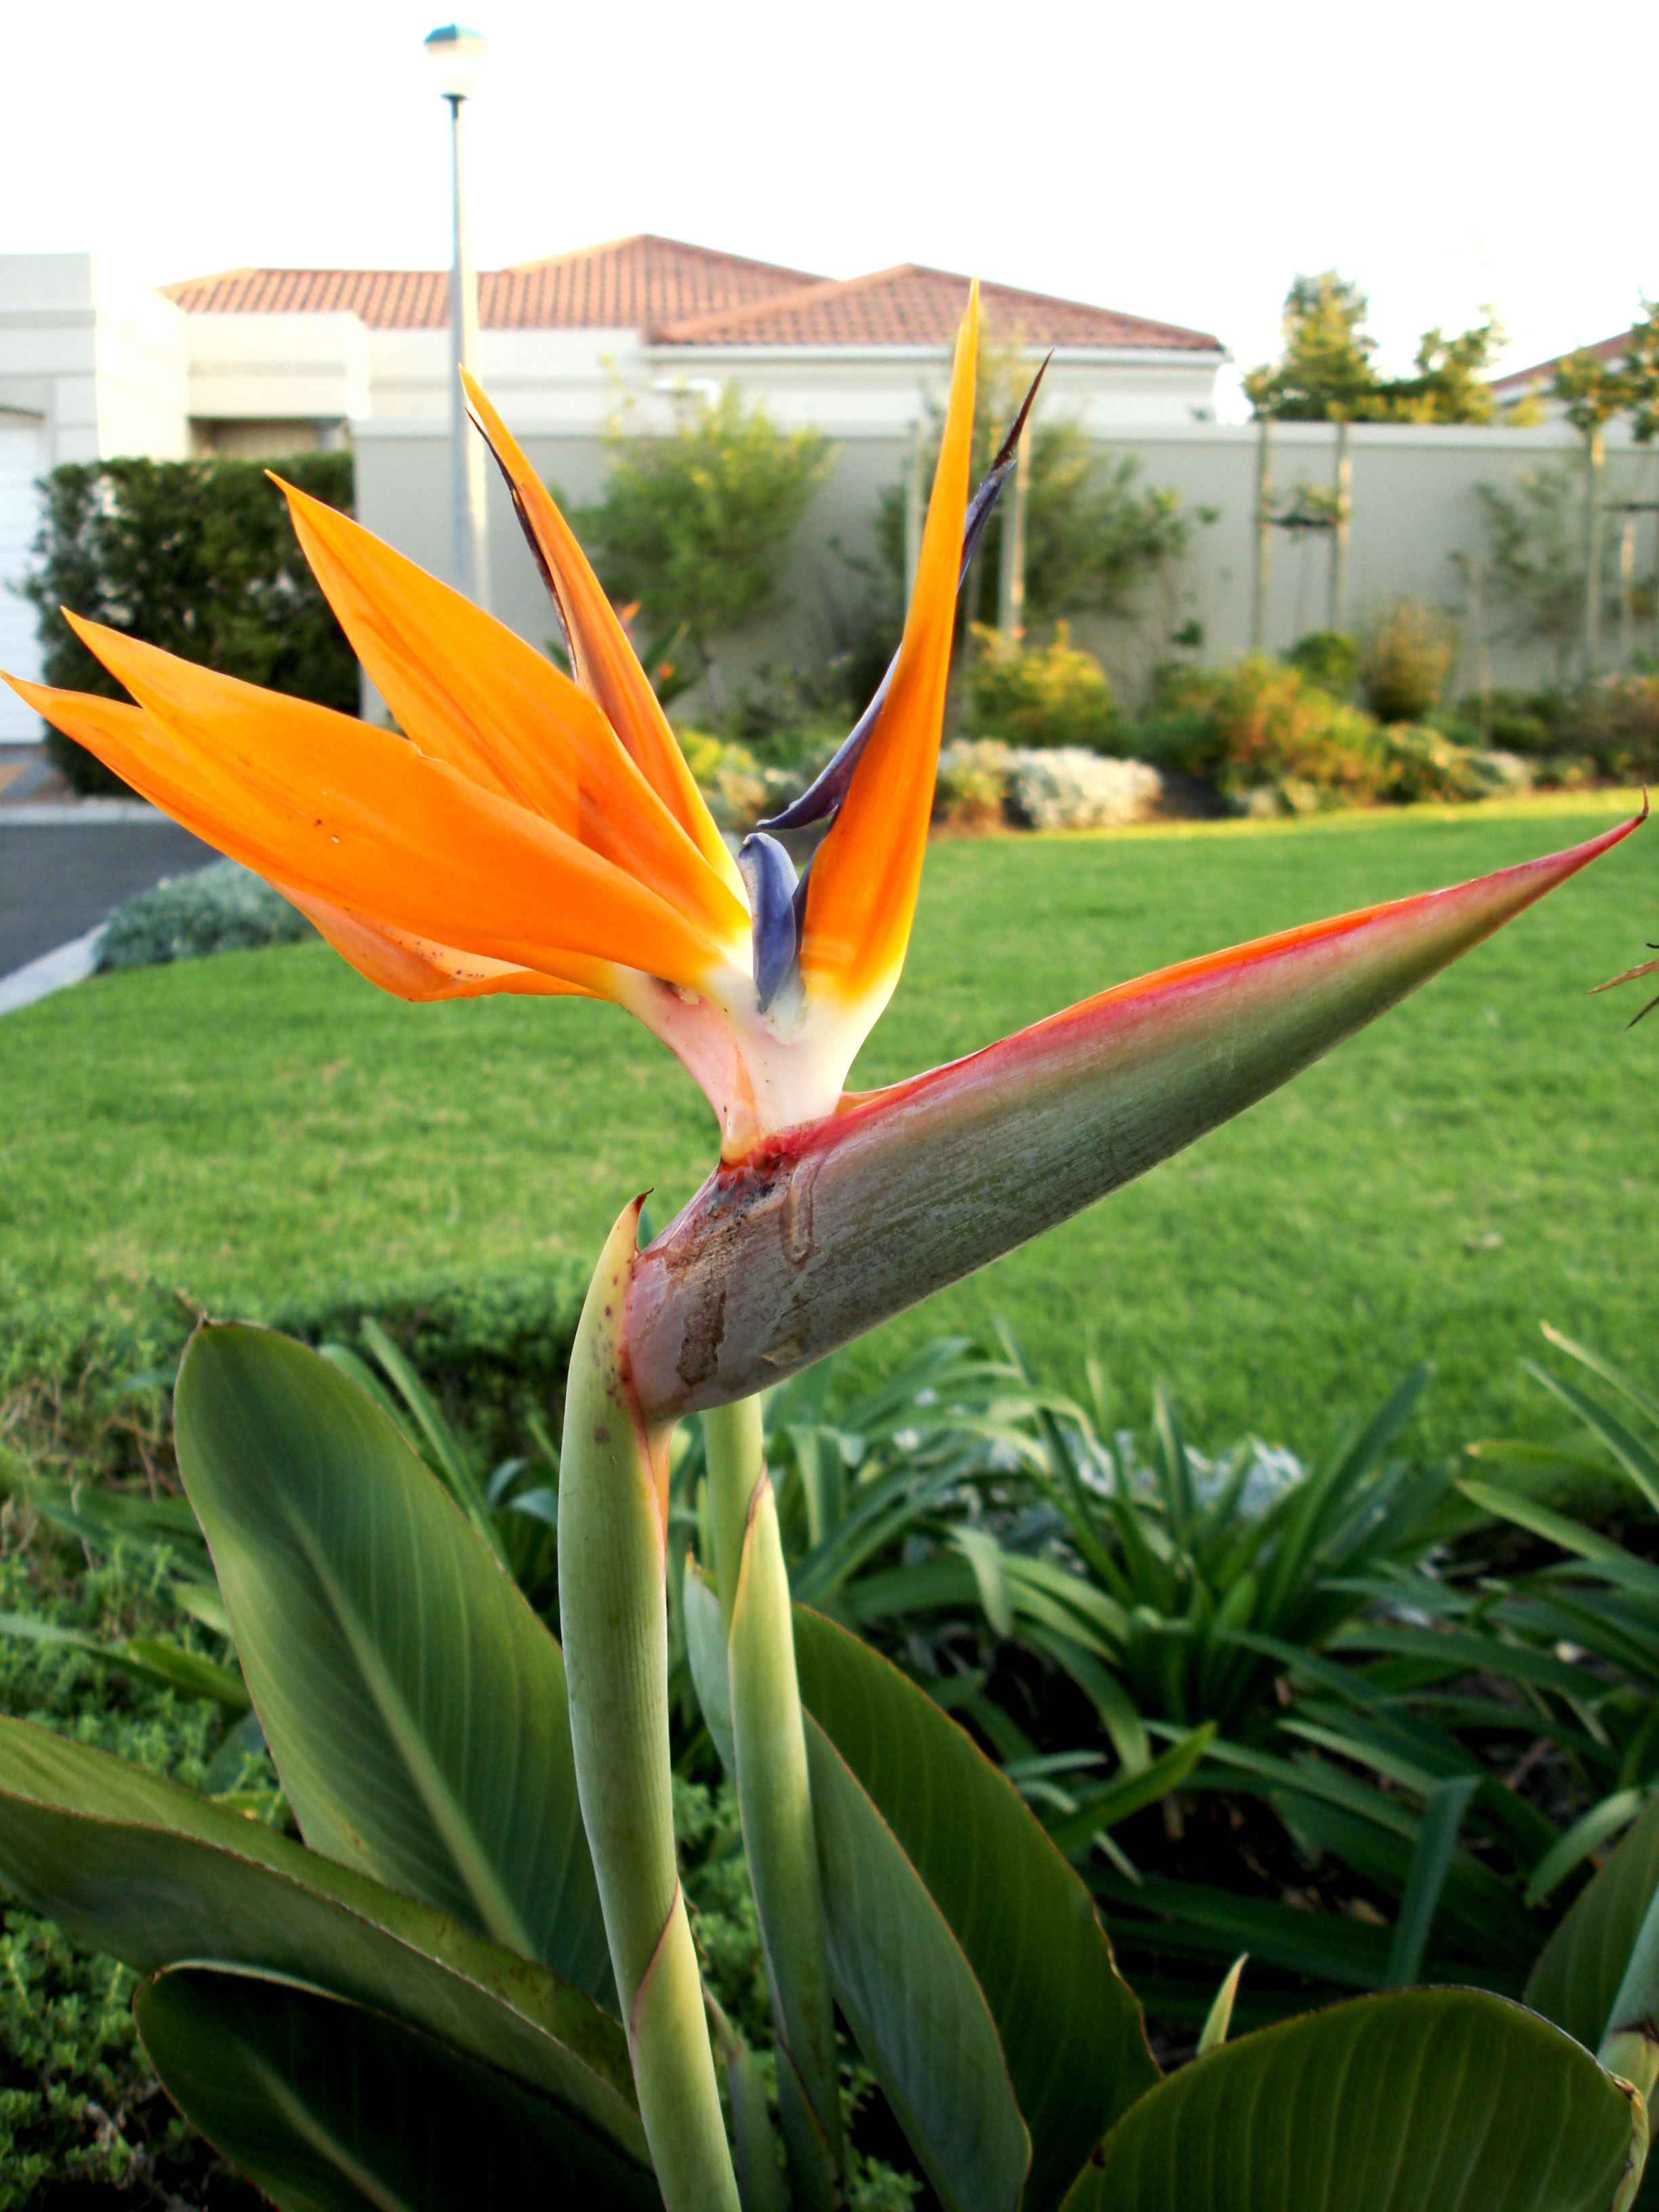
top-left (424, 24), bottom-right (490, 609)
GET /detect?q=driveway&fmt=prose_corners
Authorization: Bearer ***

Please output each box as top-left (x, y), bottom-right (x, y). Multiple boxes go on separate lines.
top-left (0, 814), bottom-right (216, 976)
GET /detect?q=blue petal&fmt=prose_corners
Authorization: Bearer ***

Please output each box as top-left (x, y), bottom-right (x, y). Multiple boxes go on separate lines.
top-left (738, 833), bottom-right (800, 1011)
top-left (759, 356), bottom-right (1052, 835)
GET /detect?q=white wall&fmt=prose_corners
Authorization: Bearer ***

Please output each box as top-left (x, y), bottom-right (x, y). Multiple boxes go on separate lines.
top-left (186, 310), bottom-right (371, 432)
top-left (353, 411), bottom-right (1631, 718)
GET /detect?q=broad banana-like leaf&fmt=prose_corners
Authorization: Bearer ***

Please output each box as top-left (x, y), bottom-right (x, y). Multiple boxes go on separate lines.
top-left (0, 1718), bottom-right (647, 2166)
top-left (792, 1610), bottom-right (1160, 2211)
top-left (135, 1964), bottom-right (660, 2211)
top-left (1061, 1988), bottom-right (1645, 2212)
top-left (686, 1595), bottom-right (1163, 2212)
top-left (805, 1710), bottom-right (1031, 2212)
top-left (173, 1324), bottom-right (613, 2009)
top-left (630, 819), bottom-right (1640, 1414)
top-left (1529, 1795), bottom-right (1659, 2054)
top-left (684, 1569), bottom-right (1025, 2211)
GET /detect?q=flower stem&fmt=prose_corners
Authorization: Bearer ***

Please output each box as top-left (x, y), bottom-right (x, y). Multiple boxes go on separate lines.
top-left (559, 1201), bottom-right (739, 2212)
top-left (705, 1397), bottom-right (846, 2208)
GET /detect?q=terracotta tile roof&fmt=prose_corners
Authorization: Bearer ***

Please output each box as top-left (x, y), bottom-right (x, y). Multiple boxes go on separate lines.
top-left (652, 264), bottom-right (1223, 352)
top-left (162, 236), bottom-right (823, 331)
top-left (1490, 329), bottom-right (1633, 396)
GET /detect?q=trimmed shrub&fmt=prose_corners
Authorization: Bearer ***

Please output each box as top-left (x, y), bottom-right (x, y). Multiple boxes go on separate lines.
top-left (1357, 600), bottom-right (1454, 723)
top-left (96, 860), bottom-right (314, 973)
top-left (934, 740), bottom-right (1017, 830)
top-left (1145, 657), bottom-right (1385, 803)
top-left (962, 623), bottom-right (1120, 752)
top-left (1008, 749), bottom-right (1164, 830)
top-left (1374, 723), bottom-right (1488, 803)
top-left (1288, 629), bottom-right (1359, 696)
top-left (21, 451), bottom-right (357, 796)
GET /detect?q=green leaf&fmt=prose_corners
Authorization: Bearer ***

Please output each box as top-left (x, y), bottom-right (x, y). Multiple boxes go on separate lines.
top-left (1528, 1792), bottom-right (1651, 1908)
top-left (135, 1965), bottom-right (660, 2210)
top-left (0, 1717), bottom-right (646, 2163)
top-left (794, 1605), bottom-right (1160, 2212)
top-left (0, 1612), bottom-right (248, 1709)
top-left (708, 1992), bottom-right (787, 2212)
top-left (1528, 1794), bottom-right (1659, 2049)
top-left (1384, 1774), bottom-right (1478, 1986)
top-left (804, 1713), bottom-right (1031, 2212)
top-left (174, 1323), bottom-right (612, 2008)
top-left (1061, 1988), bottom-right (1642, 2212)
top-left (1043, 1726), bottom-right (1214, 1857)
top-left (1196, 1954), bottom-right (1247, 2055)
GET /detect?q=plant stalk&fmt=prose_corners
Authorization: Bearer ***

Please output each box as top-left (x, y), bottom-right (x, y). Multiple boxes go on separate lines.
top-left (559, 1201), bottom-right (739, 2212)
top-left (705, 1398), bottom-right (846, 2208)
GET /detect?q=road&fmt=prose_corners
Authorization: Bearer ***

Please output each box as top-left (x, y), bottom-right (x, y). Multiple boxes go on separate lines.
top-left (0, 817), bottom-right (216, 976)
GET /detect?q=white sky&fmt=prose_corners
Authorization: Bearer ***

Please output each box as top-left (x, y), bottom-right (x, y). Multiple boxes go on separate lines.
top-left (8, 0), bottom-right (1655, 409)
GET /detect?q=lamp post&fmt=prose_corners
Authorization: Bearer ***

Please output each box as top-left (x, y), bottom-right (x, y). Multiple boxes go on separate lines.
top-left (424, 24), bottom-right (490, 609)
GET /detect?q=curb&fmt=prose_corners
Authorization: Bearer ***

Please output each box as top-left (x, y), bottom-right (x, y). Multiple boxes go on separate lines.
top-left (0, 927), bottom-right (106, 1015)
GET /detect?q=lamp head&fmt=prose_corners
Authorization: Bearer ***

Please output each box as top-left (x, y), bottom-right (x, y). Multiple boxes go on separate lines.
top-left (424, 23), bottom-right (487, 102)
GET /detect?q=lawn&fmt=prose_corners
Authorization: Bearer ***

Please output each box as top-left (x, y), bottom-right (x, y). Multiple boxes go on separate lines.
top-left (1, 792), bottom-right (1652, 1458)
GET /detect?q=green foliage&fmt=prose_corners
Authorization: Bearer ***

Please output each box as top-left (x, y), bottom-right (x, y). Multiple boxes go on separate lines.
top-left (573, 386), bottom-right (832, 680)
top-left (962, 623), bottom-right (1120, 750)
top-left (875, 381), bottom-right (1192, 640)
top-left (1245, 272), bottom-right (1502, 424)
top-left (97, 858), bottom-right (315, 972)
top-left (1064, 1990), bottom-right (1638, 2212)
top-left (21, 451), bottom-right (357, 794)
top-left (175, 1324), bottom-right (611, 1997)
top-left (0, 1911), bottom-right (247, 2209)
top-left (0, 1545), bottom-right (268, 2205)
top-left (1019, 424), bottom-right (1193, 623)
top-left (1475, 466), bottom-right (1615, 682)
top-left (1358, 600), bottom-right (1455, 723)
top-left (1288, 628), bottom-right (1359, 695)
top-left (1143, 655), bottom-right (1385, 802)
top-left (1374, 722), bottom-right (1490, 804)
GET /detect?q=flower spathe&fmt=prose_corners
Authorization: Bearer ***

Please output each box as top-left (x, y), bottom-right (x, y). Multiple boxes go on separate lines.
top-left (5, 292), bottom-right (984, 1162)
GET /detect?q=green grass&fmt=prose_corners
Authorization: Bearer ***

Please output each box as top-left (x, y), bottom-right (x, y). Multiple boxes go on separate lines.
top-left (2, 793), bottom-right (1652, 1456)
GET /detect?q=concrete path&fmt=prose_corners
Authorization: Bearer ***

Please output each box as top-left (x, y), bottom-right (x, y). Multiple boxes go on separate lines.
top-left (0, 811), bottom-right (215, 977)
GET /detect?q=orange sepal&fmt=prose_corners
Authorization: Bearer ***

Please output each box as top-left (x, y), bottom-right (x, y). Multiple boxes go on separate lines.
top-left (458, 367), bottom-right (743, 901)
top-left (23, 630), bottom-right (730, 999)
top-left (799, 285), bottom-right (979, 1015)
top-left (274, 882), bottom-right (603, 1003)
top-left (276, 483), bottom-right (746, 948)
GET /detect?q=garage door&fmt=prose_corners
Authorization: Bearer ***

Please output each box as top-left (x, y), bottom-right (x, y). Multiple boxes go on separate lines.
top-left (0, 417), bottom-right (46, 742)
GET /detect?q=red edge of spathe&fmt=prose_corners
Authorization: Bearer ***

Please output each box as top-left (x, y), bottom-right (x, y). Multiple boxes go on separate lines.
top-left (666, 808), bottom-right (1645, 1211)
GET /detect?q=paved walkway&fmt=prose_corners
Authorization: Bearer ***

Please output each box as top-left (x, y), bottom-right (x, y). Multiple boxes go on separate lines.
top-left (0, 811), bottom-right (214, 977)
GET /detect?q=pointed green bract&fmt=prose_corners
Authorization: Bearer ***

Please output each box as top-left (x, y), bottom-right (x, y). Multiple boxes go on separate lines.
top-left (135, 1965), bottom-right (661, 2211)
top-left (630, 817), bottom-right (1641, 1415)
top-left (0, 1718), bottom-right (644, 2158)
top-left (173, 1324), bottom-right (613, 2009)
top-left (728, 1474), bottom-right (844, 2207)
top-left (1059, 1989), bottom-right (1643, 2212)
top-left (558, 1200), bottom-right (739, 2212)
top-left (793, 1606), bottom-right (1160, 2212)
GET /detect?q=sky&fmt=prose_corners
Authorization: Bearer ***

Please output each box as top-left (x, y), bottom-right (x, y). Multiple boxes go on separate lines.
top-left (7, 0), bottom-right (1656, 413)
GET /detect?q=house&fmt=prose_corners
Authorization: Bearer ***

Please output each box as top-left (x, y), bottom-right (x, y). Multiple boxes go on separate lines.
top-left (1488, 329), bottom-right (1642, 420)
top-left (0, 237), bottom-right (1225, 735)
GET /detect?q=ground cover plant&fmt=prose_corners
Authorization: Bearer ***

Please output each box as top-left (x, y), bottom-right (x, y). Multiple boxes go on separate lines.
top-left (2, 303), bottom-right (1653, 2208)
top-left (1, 796), bottom-right (1650, 1458)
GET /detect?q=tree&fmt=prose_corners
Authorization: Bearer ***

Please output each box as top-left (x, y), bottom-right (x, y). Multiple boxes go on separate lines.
top-left (1475, 466), bottom-right (1616, 683)
top-left (1246, 272), bottom-right (1503, 424)
top-left (875, 350), bottom-right (1193, 638)
top-left (572, 386), bottom-right (832, 696)
top-left (22, 451), bottom-right (358, 793)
